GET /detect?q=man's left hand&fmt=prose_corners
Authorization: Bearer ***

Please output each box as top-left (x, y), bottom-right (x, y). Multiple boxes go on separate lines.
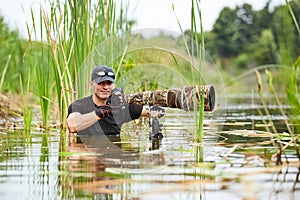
top-left (150, 105), bottom-right (165, 119)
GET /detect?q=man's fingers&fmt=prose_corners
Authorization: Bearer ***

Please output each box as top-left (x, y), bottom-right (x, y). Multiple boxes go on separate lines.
top-left (150, 110), bottom-right (163, 118)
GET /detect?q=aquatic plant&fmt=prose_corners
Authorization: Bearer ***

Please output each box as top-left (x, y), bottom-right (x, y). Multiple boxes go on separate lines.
top-left (0, 55), bottom-right (11, 92)
top-left (19, 68), bottom-right (32, 132)
top-left (25, 0), bottom-right (130, 129)
top-left (286, 58), bottom-right (300, 134)
top-left (174, 0), bottom-right (205, 148)
top-left (191, 0), bottom-right (205, 144)
top-left (252, 1), bottom-right (300, 164)
top-left (172, 0), bottom-right (207, 162)
top-left (188, 0), bottom-right (206, 162)
top-left (284, 0), bottom-right (300, 135)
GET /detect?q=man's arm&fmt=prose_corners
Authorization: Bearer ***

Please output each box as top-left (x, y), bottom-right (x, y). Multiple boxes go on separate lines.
top-left (67, 111), bottom-right (100, 133)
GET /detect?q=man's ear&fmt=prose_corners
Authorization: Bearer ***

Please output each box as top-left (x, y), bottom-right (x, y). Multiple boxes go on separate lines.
top-left (90, 81), bottom-right (94, 87)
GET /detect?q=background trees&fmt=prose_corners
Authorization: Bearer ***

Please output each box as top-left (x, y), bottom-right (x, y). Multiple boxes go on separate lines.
top-left (1, 1), bottom-right (299, 94)
top-left (203, 1), bottom-right (300, 70)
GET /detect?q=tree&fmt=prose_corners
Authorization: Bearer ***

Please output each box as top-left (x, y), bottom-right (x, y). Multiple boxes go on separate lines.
top-left (234, 4), bottom-right (257, 53)
top-left (253, 29), bottom-right (278, 66)
top-left (212, 7), bottom-right (239, 57)
top-left (272, 5), bottom-right (297, 65)
top-left (255, 0), bottom-right (273, 34)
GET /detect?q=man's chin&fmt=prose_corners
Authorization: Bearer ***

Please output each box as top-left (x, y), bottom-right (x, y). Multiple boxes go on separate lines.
top-left (99, 95), bottom-right (110, 100)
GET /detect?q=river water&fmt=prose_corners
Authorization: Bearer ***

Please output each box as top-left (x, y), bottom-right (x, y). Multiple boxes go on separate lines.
top-left (0, 94), bottom-right (299, 200)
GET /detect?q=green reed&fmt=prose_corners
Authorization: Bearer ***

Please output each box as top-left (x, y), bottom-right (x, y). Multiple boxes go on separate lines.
top-left (191, 0), bottom-right (205, 144)
top-left (285, 0), bottom-right (300, 37)
top-left (268, 67), bottom-right (300, 159)
top-left (26, 0), bottom-right (129, 129)
top-left (286, 58), bottom-right (300, 134)
top-left (255, 69), bottom-right (284, 164)
top-left (253, 0), bottom-right (300, 161)
top-left (284, 0), bottom-right (300, 135)
top-left (173, 0), bottom-right (206, 162)
top-left (19, 68), bottom-right (32, 132)
top-left (0, 55), bottom-right (11, 91)
top-left (24, 5), bottom-right (52, 129)
top-left (174, 1), bottom-right (205, 139)
top-left (254, 69), bottom-right (278, 134)
top-left (253, 0), bottom-right (300, 163)
top-left (255, 66), bottom-right (300, 164)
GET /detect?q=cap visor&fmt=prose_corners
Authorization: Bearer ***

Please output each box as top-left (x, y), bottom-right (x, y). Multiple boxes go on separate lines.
top-left (94, 76), bottom-right (115, 84)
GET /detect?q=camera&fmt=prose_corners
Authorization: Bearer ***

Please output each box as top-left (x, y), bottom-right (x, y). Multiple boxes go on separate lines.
top-left (112, 87), bottom-right (123, 96)
top-left (110, 88), bottom-right (125, 110)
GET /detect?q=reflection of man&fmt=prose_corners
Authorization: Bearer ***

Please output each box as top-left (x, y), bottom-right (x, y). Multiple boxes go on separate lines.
top-left (67, 65), bottom-right (162, 136)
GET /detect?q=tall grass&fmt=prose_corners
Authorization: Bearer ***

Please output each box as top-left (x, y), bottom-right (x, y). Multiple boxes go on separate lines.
top-left (19, 68), bottom-right (33, 132)
top-left (284, 0), bottom-right (300, 135)
top-left (25, 0), bottom-right (130, 129)
top-left (255, 69), bottom-right (284, 164)
top-left (191, 0), bottom-right (205, 144)
top-left (24, 5), bottom-right (52, 129)
top-left (286, 58), bottom-right (300, 134)
top-left (253, 1), bottom-right (300, 163)
top-left (0, 55), bottom-right (11, 91)
top-left (174, 0), bottom-right (206, 162)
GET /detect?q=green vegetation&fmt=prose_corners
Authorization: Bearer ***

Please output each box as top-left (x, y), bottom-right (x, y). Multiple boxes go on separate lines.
top-left (24, 0), bottom-right (131, 129)
top-left (0, 1), bottom-right (299, 150)
top-left (249, 1), bottom-right (300, 164)
top-left (1, 2), bottom-right (300, 198)
top-left (188, 0), bottom-right (205, 162)
top-left (287, 58), bottom-right (300, 134)
top-left (185, 1), bottom-right (300, 72)
top-left (0, 16), bottom-right (25, 92)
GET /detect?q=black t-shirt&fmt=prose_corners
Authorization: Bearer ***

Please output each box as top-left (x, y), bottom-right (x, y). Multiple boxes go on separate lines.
top-left (67, 95), bottom-right (143, 136)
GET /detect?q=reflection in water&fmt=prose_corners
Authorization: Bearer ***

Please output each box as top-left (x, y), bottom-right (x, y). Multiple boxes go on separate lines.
top-left (66, 136), bottom-right (112, 198)
top-left (65, 134), bottom-right (167, 197)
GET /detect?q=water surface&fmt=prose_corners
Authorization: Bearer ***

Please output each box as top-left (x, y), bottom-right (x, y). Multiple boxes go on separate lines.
top-left (0, 94), bottom-right (299, 199)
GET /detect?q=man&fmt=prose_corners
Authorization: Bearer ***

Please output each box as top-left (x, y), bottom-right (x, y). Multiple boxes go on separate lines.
top-left (67, 65), bottom-right (159, 136)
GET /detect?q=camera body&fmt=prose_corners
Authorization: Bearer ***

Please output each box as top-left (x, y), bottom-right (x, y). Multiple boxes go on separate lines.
top-left (110, 87), bottom-right (125, 110)
top-left (111, 87), bottom-right (123, 96)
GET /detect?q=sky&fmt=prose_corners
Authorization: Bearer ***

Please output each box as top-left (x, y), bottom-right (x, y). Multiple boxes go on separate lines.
top-left (0, 0), bottom-right (283, 38)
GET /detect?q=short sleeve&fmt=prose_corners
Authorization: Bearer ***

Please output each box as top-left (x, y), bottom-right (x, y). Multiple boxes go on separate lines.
top-left (128, 104), bottom-right (143, 120)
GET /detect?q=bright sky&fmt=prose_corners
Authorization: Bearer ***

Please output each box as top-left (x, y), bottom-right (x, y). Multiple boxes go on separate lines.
top-left (0, 0), bottom-right (283, 38)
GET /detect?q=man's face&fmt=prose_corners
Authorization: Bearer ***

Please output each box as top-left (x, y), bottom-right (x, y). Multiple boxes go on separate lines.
top-left (92, 80), bottom-right (114, 100)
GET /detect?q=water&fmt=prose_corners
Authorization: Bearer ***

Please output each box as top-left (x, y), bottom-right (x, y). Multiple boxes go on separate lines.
top-left (0, 94), bottom-right (299, 200)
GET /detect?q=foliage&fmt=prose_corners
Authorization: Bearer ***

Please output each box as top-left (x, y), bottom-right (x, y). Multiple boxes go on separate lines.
top-left (211, 7), bottom-right (238, 57)
top-left (0, 0), bottom-right (299, 135)
top-left (19, 68), bottom-right (32, 131)
top-left (283, 0), bottom-right (300, 135)
top-left (0, 16), bottom-right (25, 93)
top-left (202, 1), bottom-right (300, 69)
top-left (253, 0), bottom-right (300, 162)
top-left (286, 49), bottom-right (300, 135)
top-left (273, 4), bottom-right (297, 65)
top-left (233, 53), bottom-right (249, 69)
top-left (24, 0), bottom-right (132, 128)
top-left (253, 29), bottom-right (278, 66)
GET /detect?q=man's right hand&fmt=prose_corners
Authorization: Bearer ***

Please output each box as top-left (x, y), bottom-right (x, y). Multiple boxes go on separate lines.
top-left (95, 105), bottom-right (112, 119)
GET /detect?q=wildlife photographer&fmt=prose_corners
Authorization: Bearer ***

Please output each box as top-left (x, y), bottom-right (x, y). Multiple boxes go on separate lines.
top-left (67, 65), bottom-right (164, 136)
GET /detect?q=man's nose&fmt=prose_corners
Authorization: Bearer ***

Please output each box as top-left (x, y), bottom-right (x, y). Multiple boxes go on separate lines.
top-left (101, 82), bottom-right (110, 88)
